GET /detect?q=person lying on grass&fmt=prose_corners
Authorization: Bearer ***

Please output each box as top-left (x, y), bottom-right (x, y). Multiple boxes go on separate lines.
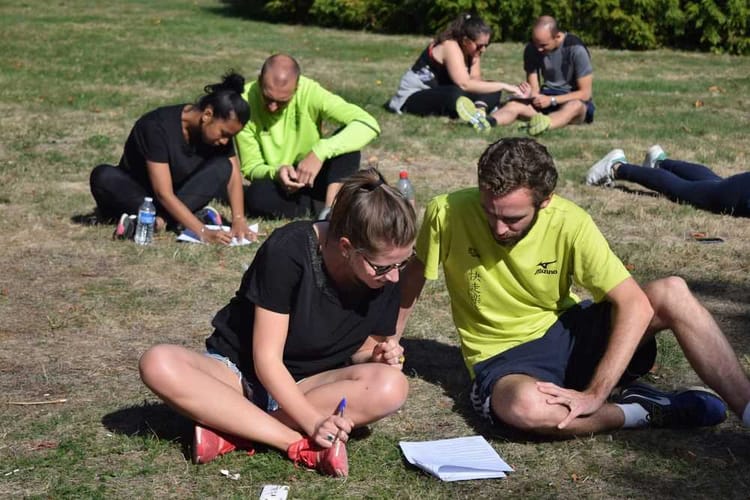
top-left (90, 71), bottom-right (254, 244)
top-left (139, 169), bottom-right (416, 477)
top-left (586, 144), bottom-right (750, 218)
top-left (398, 137), bottom-right (750, 437)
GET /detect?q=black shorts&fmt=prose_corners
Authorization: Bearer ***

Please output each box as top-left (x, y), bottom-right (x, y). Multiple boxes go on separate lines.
top-left (470, 300), bottom-right (656, 423)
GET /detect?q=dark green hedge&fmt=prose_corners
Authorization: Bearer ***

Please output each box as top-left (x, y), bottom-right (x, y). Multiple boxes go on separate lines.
top-left (229, 0), bottom-right (750, 54)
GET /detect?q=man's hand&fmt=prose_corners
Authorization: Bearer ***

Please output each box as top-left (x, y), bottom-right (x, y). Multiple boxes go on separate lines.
top-left (277, 165), bottom-right (305, 194)
top-left (532, 94), bottom-right (553, 109)
top-left (295, 151), bottom-right (323, 188)
top-left (536, 381), bottom-right (607, 429)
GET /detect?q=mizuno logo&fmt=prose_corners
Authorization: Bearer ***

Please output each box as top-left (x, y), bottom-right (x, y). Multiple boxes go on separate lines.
top-left (534, 259), bottom-right (558, 275)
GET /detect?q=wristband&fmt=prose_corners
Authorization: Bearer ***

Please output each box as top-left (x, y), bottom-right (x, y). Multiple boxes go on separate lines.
top-left (550, 96), bottom-right (558, 106)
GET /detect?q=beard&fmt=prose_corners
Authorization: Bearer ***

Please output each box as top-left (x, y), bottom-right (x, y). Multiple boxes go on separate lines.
top-left (492, 211), bottom-right (538, 247)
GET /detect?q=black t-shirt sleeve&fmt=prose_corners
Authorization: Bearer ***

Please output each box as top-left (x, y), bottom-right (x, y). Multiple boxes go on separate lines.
top-left (243, 230), bottom-right (303, 314)
top-left (523, 43), bottom-right (539, 74)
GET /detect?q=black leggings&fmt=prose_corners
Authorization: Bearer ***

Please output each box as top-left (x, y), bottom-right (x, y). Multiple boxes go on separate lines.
top-left (617, 159), bottom-right (750, 217)
top-left (401, 85), bottom-right (502, 118)
top-left (89, 157), bottom-right (232, 224)
top-left (244, 152), bottom-right (360, 219)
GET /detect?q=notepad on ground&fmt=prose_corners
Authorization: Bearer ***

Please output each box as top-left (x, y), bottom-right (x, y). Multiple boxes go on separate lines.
top-left (399, 436), bottom-right (513, 481)
top-left (177, 224), bottom-right (259, 246)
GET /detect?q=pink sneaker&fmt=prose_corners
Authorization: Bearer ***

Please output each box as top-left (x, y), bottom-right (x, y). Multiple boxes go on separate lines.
top-left (286, 436), bottom-right (349, 477)
top-left (192, 424), bottom-right (255, 464)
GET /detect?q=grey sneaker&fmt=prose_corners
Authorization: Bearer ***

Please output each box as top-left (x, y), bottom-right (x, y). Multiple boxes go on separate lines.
top-left (585, 149), bottom-right (627, 186)
top-left (642, 145), bottom-right (667, 169)
top-left (456, 96), bottom-right (491, 133)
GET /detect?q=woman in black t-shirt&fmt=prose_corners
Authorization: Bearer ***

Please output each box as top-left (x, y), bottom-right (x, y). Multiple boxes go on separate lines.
top-left (139, 169), bottom-right (417, 476)
top-left (90, 72), bottom-right (254, 244)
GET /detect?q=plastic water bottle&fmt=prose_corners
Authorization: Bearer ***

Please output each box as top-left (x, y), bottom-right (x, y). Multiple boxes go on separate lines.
top-left (396, 170), bottom-right (416, 208)
top-left (134, 197), bottom-right (156, 245)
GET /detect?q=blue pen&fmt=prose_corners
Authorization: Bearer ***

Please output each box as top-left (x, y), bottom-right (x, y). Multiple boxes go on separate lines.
top-left (332, 398), bottom-right (347, 446)
top-left (335, 398), bottom-right (347, 417)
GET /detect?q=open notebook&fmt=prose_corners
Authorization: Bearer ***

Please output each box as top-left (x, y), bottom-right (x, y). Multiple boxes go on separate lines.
top-left (399, 436), bottom-right (513, 481)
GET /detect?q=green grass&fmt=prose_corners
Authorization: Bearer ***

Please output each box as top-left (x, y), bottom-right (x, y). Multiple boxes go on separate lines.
top-left (1, 0), bottom-right (750, 498)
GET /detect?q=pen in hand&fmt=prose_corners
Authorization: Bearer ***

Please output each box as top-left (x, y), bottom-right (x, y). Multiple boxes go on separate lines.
top-left (332, 397), bottom-right (346, 446)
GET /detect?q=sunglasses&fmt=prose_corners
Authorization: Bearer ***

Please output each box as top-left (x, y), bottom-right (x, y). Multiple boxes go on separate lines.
top-left (473, 41), bottom-right (490, 50)
top-left (357, 249), bottom-right (416, 277)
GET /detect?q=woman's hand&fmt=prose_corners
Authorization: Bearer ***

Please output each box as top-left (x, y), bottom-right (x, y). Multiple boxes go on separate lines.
top-left (516, 82), bottom-right (533, 99)
top-left (312, 413), bottom-right (353, 449)
top-left (371, 338), bottom-right (405, 368)
top-left (202, 226), bottom-right (233, 245)
top-left (230, 216), bottom-right (257, 243)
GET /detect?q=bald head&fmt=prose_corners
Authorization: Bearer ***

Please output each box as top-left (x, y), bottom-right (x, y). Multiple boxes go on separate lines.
top-left (533, 15), bottom-right (559, 37)
top-left (531, 16), bottom-right (563, 54)
top-left (258, 54), bottom-right (301, 114)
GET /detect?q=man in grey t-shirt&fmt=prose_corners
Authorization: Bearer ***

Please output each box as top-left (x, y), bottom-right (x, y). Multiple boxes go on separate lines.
top-left (488, 16), bottom-right (594, 136)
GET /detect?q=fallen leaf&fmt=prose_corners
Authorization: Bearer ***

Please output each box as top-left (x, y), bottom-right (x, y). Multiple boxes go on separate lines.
top-left (29, 440), bottom-right (58, 451)
top-left (694, 100), bottom-right (704, 108)
top-left (625, 263), bottom-right (635, 271)
top-left (707, 85), bottom-right (724, 93)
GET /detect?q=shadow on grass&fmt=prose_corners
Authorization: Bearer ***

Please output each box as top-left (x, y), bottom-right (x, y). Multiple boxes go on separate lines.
top-left (102, 401), bottom-right (193, 456)
top-left (71, 211), bottom-right (104, 226)
top-left (605, 427), bottom-right (750, 497)
top-left (401, 337), bottom-right (495, 434)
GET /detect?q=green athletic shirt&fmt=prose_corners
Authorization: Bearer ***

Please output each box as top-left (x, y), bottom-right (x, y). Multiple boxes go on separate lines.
top-left (416, 188), bottom-right (630, 378)
top-left (235, 75), bottom-right (380, 181)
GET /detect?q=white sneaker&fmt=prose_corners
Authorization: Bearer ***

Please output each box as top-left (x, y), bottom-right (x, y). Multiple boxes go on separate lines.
top-left (585, 149), bottom-right (627, 186)
top-left (642, 145), bottom-right (667, 169)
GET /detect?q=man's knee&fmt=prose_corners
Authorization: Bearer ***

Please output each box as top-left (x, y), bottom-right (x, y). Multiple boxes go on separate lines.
top-left (644, 276), bottom-right (698, 325)
top-left (491, 381), bottom-right (558, 432)
top-left (644, 276), bottom-right (691, 308)
top-left (559, 99), bottom-right (586, 123)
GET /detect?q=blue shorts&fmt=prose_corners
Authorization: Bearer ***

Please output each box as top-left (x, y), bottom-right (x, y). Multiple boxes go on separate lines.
top-left (540, 87), bottom-right (595, 123)
top-left (205, 350), bottom-right (280, 413)
top-left (469, 301), bottom-right (656, 424)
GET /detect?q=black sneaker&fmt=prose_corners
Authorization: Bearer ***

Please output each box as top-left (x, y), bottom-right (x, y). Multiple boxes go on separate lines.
top-left (619, 382), bottom-right (727, 427)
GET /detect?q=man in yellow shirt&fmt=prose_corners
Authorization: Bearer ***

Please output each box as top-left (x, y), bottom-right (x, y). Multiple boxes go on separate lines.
top-left (399, 137), bottom-right (750, 435)
top-left (236, 54), bottom-right (380, 220)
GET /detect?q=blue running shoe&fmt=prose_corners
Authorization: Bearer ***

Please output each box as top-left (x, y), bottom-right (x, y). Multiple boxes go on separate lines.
top-left (619, 382), bottom-right (727, 428)
top-left (195, 206), bottom-right (223, 226)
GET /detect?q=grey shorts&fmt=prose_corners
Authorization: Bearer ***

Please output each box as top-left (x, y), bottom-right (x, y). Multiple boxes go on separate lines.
top-left (205, 350), bottom-right (280, 413)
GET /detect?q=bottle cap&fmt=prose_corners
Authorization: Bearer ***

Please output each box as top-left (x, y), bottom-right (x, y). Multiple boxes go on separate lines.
top-left (145, 197), bottom-right (153, 202)
top-left (399, 170), bottom-right (408, 179)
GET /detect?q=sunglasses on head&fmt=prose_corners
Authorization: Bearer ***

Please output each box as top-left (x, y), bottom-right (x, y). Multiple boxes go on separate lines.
top-left (357, 249), bottom-right (416, 276)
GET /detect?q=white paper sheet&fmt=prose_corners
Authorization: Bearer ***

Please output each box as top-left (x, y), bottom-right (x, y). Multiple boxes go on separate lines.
top-left (399, 436), bottom-right (513, 481)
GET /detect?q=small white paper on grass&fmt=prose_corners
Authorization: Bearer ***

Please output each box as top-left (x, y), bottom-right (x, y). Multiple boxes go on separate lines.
top-left (219, 469), bottom-right (240, 480)
top-left (177, 224), bottom-right (259, 246)
top-left (259, 484), bottom-right (289, 500)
